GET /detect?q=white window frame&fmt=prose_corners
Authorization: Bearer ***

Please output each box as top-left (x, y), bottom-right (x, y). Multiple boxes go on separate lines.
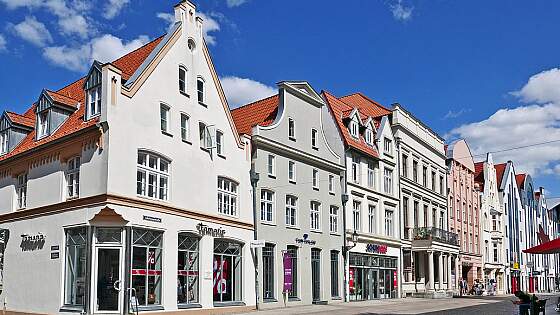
top-left (329, 206), bottom-right (338, 234)
top-left (66, 156), bottom-right (80, 199)
top-left (0, 131), bottom-right (8, 154)
top-left (216, 130), bottom-right (224, 156)
top-left (367, 160), bottom-right (375, 188)
top-left (365, 127), bottom-right (373, 146)
top-left (160, 104), bottom-right (170, 134)
top-left (197, 77), bottom-right (205, 104)
top-left (328, 174), bottom-right (335, 194)
top-left (179, 66), bottom-right (187, 94)
top-left (288, 118), bottom-right (295, 140)
top-left (37, 111), bottom-right (49, 138)
top-left (288, 160), bottom-right (296, 182)
top-left (385, 209), bottom-right (394, 237)
top-left (368, 204), bottom-right (376, 234)
top-left (217, 177), bottom-right (238, 217)
top-left (351, 155), bottom-right (360, 184)
top-left (16, 173), bottom-right (27, 209)
top-left (87, 86), bottom-right (102, 119)
top-left (349, 118), bottom-right (359, 138)
top-left (311, 128), bottom-right (318, 149)
top-left (384, 168), bottom-right (393, 195)
top-left (353, 200), bottom-right (361, 231)
top-left (310, 201), bottom-right (321, 231)
top-left (312, 169), bottom-right (319, 189)
top-left (384, 138), bottom-right (392, 155)
top-left (260, 189), bottom-right (274, 223)
top-left (136, 151), bottom-right (170, 201)
top-left (285, 195), bottom-right (298, 227)
top-left (180, 113), bottom-right (190, 142)
top-left (267, 155), bottom-right (276, 177)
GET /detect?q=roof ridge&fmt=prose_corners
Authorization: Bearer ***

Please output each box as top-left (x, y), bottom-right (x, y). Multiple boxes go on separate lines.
top-left (111, 34), bottom-right (166, 66)
top-left (356, 92), bottom-right (392, 112)
top-left (232, 94), bottom-right (279, 112)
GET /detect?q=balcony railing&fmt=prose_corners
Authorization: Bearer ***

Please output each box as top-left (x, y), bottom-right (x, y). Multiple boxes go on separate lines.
top-left (413, 227), bottom-right (459, 246)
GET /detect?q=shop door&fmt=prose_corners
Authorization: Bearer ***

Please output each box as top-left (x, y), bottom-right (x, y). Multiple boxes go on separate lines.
top-left (369, 270), bottom-right (378, 299)
top-left (95, 248), bottom-right (122, 313)
top-left (311, 248), bottom-right (321, 301)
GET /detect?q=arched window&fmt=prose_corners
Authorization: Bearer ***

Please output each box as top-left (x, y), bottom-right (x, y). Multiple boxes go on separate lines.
top-left (137, 151), bottom-right (170, 201)
top-left (197, 77), bottom-right (205, 104)
top-left (179, 66), bottom-right (187, 94)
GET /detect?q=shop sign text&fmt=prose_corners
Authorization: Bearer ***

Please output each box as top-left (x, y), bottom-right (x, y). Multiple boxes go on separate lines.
top-left (143, 215), bottom-right (162, 223)
top-left (20, 233), bottom-right (45, 252)
top-left (197, 223), bottom-right (226, 238)
top-left (365, 243), bottom-right (388, 254)
top-left (295, 234), bottom-right (316, 245)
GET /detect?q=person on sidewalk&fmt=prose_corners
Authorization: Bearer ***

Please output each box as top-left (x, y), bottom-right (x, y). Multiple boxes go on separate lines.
top-left (512, 290), bottom-right (537, 315)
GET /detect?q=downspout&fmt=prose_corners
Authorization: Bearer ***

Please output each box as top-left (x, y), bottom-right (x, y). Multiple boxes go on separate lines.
top-left (341, 155), bottom-right (349, 302)
top-left (250, 166), bottom-right (260, 310)
top-left (395, 137), bottom-right (403, 298)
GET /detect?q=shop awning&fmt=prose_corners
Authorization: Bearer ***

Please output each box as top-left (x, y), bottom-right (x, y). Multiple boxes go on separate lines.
top-left (523, 237), bottom-right (560, 254)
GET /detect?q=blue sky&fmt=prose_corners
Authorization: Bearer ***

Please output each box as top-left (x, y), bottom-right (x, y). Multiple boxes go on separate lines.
top-left (0, 0), bottom-right (559, 198)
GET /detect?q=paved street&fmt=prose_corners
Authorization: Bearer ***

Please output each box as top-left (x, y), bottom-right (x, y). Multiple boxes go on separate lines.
top-left (239, 294), bottom-right (560, 315)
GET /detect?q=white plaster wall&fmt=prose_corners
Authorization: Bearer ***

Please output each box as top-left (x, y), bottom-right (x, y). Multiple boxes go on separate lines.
top-left (0, 176), bottom-right (13, 213)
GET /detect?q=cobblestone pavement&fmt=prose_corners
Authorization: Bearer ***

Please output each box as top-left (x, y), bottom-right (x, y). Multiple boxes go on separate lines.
top-left (238, 294), bottom-right (560, 315)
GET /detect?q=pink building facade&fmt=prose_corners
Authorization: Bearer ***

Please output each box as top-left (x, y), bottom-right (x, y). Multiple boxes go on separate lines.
top-left (446, 140), bottom-right (483, 289)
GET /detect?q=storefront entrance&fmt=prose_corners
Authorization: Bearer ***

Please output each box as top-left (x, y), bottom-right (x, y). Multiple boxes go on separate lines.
top-left (311, 248), bottom-right (321, 302)
top-left (93, 228), bottom-right (125, 314)
top-left (349, 253), bottom-right (397, 300)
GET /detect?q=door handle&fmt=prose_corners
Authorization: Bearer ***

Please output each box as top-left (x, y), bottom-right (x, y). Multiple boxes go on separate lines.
top-left (114, 280), bottom-right (122, 291)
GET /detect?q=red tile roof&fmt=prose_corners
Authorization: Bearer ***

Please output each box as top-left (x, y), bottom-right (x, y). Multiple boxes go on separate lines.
top-left (322, 90), bottom-right (385, 158)
top-left (230, 95), bottom-right (279, 135)
top-left (5, 111), bottom-right (34, 128)
top-left (45, 89), bottom-right (80, 108)
top-left (516, 174), bottom-right (526, 189)
top-left (495, 163), bottom-right (507, 189)
top-left (0, 36), bottom-right (163, 164)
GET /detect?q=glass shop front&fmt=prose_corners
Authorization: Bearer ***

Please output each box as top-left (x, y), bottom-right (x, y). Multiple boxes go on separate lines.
top-left (349, 253), bottom-right (398, 300)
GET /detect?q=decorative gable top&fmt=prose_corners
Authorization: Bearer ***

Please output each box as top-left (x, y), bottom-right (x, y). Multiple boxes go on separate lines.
top-left (278, 81), bottom-right (324, 107)
top-left (83, 61), bottom-right (103, 90)
top-left (0, 111), bottom-right (34, 131)
top-left (35, 89), bottom-right (80, 113)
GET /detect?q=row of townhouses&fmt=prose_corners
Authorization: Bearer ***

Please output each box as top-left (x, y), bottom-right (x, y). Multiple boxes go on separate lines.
top-left (0, 1), bottom-right (557, 314)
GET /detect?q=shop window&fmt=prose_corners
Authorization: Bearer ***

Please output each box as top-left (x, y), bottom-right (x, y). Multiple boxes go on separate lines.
top-left (217, 177), bottom-right (238, 216)
top-left (178, 233), bottom-right (199, 305)
top-left (66, 156), bottom-right (80, 199)
top-left (330, 250), bottom-right (339, 297)
top-left (136, 151), bottom-right (170, 201)
top-left (63, 227), bottom-right (87, 307)
top-left (287, 246), bottom-right (298, 298)
top-left (262, 243), bottom-right (275, 300)
top-left (213, 240), bottom-right (243, 303)
top-left (131, 229), bottom-right (163, 307)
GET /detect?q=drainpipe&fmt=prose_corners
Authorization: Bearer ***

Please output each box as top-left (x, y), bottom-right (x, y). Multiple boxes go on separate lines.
top-left (250, 169), bottom-right (260, 310)
top-left (341, 192), bottom-right (349, 302)
top-left (395, 136), bottom-right (404, 298)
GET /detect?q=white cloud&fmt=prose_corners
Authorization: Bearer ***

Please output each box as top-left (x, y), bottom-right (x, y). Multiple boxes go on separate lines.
top-left (443, 108), bottom-right (471, 119)
top-left (9, 16), bottom-right (53, 47)
top-left (446, 68), bottom-right (560, 177)
top-left (43, 34), bottom-right (150, 72)
top-left (103, 0), bottom-right (130, 19)
top-left (198, 12), bottom-right (220, 45)
top-left (220, 76), bottom-right (276, 109)
top-left (156, 12), bottom-right (175, 24)
top-left (58, 15), bottom-right (89, 38)
top-left (390, 0), bottom-right (413, 22)
top-left (226, 0), bottom-right (248, 8)
top-left (0, 0), bottom-right (42, 10)
top-left (0, 34), bottom-right (6, 51)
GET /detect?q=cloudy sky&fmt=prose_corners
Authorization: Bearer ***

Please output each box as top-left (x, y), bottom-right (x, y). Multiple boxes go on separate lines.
top-left (0, 0), bottom-right (559, 197)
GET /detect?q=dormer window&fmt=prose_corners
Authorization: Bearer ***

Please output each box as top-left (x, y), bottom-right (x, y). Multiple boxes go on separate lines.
top-left (0, 131), bottom-right (7, 154)
top-left (87, 86), bottom-right (101, 118)
top-left (349, 118), bottom-right (359, 138)
top-left (37, 111), bottom-right (49, 139)
top-left (365, 127), bottom-right (373, 146)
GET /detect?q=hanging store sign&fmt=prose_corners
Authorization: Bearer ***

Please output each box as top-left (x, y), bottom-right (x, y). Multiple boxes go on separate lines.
top-left (365, 243), bottom-right (388, 254)
top-left (20, 233), bottom-right (45, 252)
top-left (295, 234), bottom-right (316, 245)
top-left (283, 252), bottom-right (293, 293)
top-left (196, 223), bottom-right (225, 238)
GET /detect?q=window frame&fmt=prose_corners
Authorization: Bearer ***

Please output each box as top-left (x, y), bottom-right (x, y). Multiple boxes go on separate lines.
top-left (367, 160), bottom-right (375, 188)
top-left (262, 243), bottom-right (275, 300)
top-left (63, 226), bottom-right (87, 308)
top-left (66, 156), bottom-right (81, 200)
top-left (131, 228), bottom-right (163, 307)
top-left (351, 155), bottom-right (360, 184)
top-left (37, 110), bottom-right (49, 139)
top-left (349, 118), bottom-right (359, 138)
top-left (368, 204), bottom-right (376, 234)
top-left (196, 77), bottom-right (205, 105)
top-left (177, 232), bottom-right (200, 306)
top-left (285, 195), bottom-right (298, 227)
top-left (136, 151), bottom-right (170, 201)
top-left (328, 174), bottom-right (335, 194)
top-left (330, 250), bottom-right (339, 298)
top-left (260, 189), bottom-right (275, 224)
top-left (383, 168), bottom-right (393, 195)
top-left (179, 66), bottom-right (187, 95)
top-left (267, 154), bottom-right (276, 177)
top-left (86, 85), bottom-right (102, 120)
top-left (311, 128), bottom-right (318, 149)
top-left (180, 113), bottom-right (190, 142)
top-left (310, 201), bottom-right (321, 231)
top-left (383, 138), bottom-right (392, 155)
top-left (288, 160), bottom-right (296, 182)
top-left (288, 118), bottom-right (296, 140)
top-left (353, 200), bottom-right (361, 231)
top-left (216, 130), bottom-right (224, 156)
top-left (0, 131), bottom-right (8, 154)
top-left (16, 172), bottom-right (27, 209)
top-left (329, 205), bottom-right (339, 234)
top-left (312, 169), bottom-right (319, 190)
top-left (217, 177), bottom-right (238, 217)
top-left (385, 208), bottom-right (394, 237)
top-left (160, 103), bottom-right (170, 134)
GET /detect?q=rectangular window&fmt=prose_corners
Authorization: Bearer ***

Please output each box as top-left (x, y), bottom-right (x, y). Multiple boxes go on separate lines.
top-left (131, 229), bottom-right (163, 307)
top-left (353, 201), bottom-right (361, 231)
top-left (330, 251), bottom-right (339, 297)
top-left (37, 111), bottom-right (49, 138)
top-left (492, 215), bottom-right (497, 231)
top-left (0, 131), bottom-right (8, 154)
top-left (422, 166), bottom-right (428, 187)
top-left (16, 173), bottom-right (27, 209)
top-left (160, 104), bottom-right (169, 133)
top-left (310, 201), bottom-right (321, 231)
top-left (177, 233), bottom-right (199, 305)
top-left (197, 78), bottom-right (204, 104)
top-left (267, 155), bottom-right (275, 176)
top-left (493, 243), bottom-right (498, 263)
top-left (288, 118), bottom-right (295, 140)
top-left (199, 122), bottom-right (209, 149)
top-left (351, 155), bottom-right (360, 184)
top-left (329, 206), bottom-right (338, 234)
top-left (311, 128), bottom-right (318, 149)
top-left (288, 161), bottom-right (296, 182)
top-left (365, 128), bottom-right (373, 145)
top-left (367, 161), bottom-right (375, 188)
top-left (285, 195), bottom-right (298, 227)
top-left (384, 138), bottom-right (392, 155)
top-left (368, 204), bottom-right (376, 234)
top-left (384, 168), bottom-right (393, 195)
top-left (216, 131), bottom-right (224, 156)
top-left (439, 175), bottom-right (444, 195)
top-left (64, 227), bottom-right (87, 307)
top-left (262, 243), bottom-right (275, 299)
top-left (180, 114), bottom-right (189, 141)
top-left (350, 119), bottom-right (358, 138)
top-left (385, 209), bottom-right (394, 237)
top-left (217, 177), bottom-right (238, 216)
top-left (136, 152), bottom-right (169, 201)
top-left (87, 86), bottom-right (101, 118)
top-left (413, 201), bottom-right (419, 228)
top-left (440, 211), bottom-right (445, 230)
top-left (328, 175), bottom-right (335, 193)
top-left (412, 160), bottom-right (418, 182)
top-left (178, 67), bottom-right (186, 94)
top-left (431, 171), bottom-right (436, 191)
top-left (402, 154), bottom-right (408, 178)
top-left (66, 156), bottom-right (80, 199)
top-left (213, 240), bottom-right (243, 302)
top-left (312, 169), bottom-right (319, 189)
top-left (260, 190), bottom-right (274, 223)
top-left (287, 246), bottom-right (298, 298)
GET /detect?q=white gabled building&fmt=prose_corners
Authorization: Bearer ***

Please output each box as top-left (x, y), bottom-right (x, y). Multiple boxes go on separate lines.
top-left (0, 1), bottom-right (256, 314)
